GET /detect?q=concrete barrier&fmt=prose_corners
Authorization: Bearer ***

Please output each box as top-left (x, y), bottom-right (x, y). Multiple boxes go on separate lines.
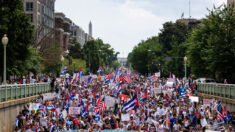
top-left (0, 95), bottom-right (40, 132)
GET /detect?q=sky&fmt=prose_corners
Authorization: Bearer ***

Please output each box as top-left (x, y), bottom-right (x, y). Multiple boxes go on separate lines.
top-left (55, 0), bottom-right (227, 57)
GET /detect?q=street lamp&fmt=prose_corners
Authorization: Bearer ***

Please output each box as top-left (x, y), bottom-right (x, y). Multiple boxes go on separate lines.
top-left (184, 56), bottom-right (187, 79)
top-left (61, 55), bottom-right (64, 72)
top-left (2, 34), bottom-right (8, 85)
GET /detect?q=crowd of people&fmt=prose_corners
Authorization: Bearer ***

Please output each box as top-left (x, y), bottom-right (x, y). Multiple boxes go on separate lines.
top-left (0, 74), bottom-right (54, 85)
top-left (14, 69), bottom-right (235, 132)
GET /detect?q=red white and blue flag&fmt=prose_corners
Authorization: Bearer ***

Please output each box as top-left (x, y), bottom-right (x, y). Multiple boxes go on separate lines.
top-left (123, 95), bottom-right (139, 112)
top-left (61, 66), bottom-right (69, 74)
top-left (94, 96), bottom-right (105, 114)
top-left (140, 88), bottom-right (148, 102)
top-left (124, 75), bottom-right (131, 84)
top-left (97, 66), bottom-right (102, 74)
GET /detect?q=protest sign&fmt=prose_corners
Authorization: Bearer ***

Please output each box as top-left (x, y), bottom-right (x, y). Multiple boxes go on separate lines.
top-left (153, 88), bottom-right (162, 94)
top-left (189, 96), bottom-right (199, 103)
top-left (43, 93), bottom-right (57, 101)
top-left (29, 103), bottom-right (40, 111)
top-left (105, 96), bottom-right (115, 108)
top-left (40, 118), bottom-right (47, 127)
top-left (121, 113), bottom-right (130, 121)
top-left (166, 78), bottom-right (174, 87)
top-left (200, 118), bottom-right (208, 127)
top-left (155, 72), bottom-right (160, 77)
top-left (62, 110), bottom-right (67, 119)
top-left (203, 99), bottom-right (211, 107)
top-left (69, 107), bottom-right (81, 115)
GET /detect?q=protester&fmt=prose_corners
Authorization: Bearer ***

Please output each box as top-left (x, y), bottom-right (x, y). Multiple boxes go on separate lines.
top-left (14, 68), bottom-right (234, 132)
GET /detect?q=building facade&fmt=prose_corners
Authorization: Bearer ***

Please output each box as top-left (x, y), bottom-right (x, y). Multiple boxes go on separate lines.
top-left (23, 0), bottom-right (55, 36)
top-left (117, 57), bottom-right (128, 67)
top-left (54, 12), bottom-right (70, 51)
top-left (70, 23), bottom-right (86, 46)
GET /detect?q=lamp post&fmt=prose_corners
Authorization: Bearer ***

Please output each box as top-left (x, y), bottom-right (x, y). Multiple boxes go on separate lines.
top-left (61, 55), bottom-right (64, 73)
top-left (2, 34), bottom-right (8, 85)
top-left (184, 56), bottom-right (187, 79)
top-left (158, 64), bottom-right (161, 76)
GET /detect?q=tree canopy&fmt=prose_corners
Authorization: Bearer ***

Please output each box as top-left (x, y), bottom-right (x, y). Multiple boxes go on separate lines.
top-left (186, 5), bottom-right (235, 82)
top-left (83, 39), bottom-right (119, 74)
top-left (0, 0), bottom-right (34, 77)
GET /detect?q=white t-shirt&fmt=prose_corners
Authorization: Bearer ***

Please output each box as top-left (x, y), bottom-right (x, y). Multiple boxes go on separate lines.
top-left (173, 124), bottom-right (181, 130)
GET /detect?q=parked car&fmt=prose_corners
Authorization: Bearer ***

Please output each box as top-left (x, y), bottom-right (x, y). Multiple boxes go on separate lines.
top-left (195, 78), bottom-right (216, 84)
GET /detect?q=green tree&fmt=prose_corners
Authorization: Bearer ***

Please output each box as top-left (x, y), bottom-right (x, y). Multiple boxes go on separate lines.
top-left (186, 5), bottom-right (235, 82)
top-left (83, 39), bottom-right (119, 74)
top-left (158, 22), bottom-right (189, 77)
top-left (0, 0), bottom-right (34, 77)
top-left (64, 58), bottom-right (86, 74)
top-left (41, 43), bottom-right (62, 76)
top-left (128, 37), bottom-right (162, 75)
top-left (68, 39), bottom-right (83, 59)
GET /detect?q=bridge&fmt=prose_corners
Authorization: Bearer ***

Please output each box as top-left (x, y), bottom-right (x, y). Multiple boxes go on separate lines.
top-left (0, 83), bottom-right (51, 132)
top-left (197, 83), bottom-right (235, 112)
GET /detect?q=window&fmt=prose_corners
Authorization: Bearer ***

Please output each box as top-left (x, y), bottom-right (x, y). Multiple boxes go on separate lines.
top-left (27, 14), bottom-right (33, 22)
top-left (26, 2), bottom-right (33, 11)
top-left (38, 3), bottom-right (40, 12)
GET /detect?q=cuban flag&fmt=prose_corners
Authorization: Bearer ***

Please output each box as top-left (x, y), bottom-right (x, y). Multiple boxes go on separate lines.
top-left (95, 111), bottom-right (101, 122)
top-left (140, 88), bottom-right (148, 102)
top-left (49, 125), bottom-right (56, 132)
top-left (113, 74), bottom-right (116, 82)
top-left (186, 91), bottom-right (192, 96)
top-left (123, 95), bottom-right (139, 112)
top-left (78, 95), bottom-right (84, 107)
top-left (119, 74), bottom-right (123, 84)
top-left (97, 66), bottom-right (102, 75)
top-left (72, 73), bottom-right (79, 84)
top-left (39, 105), bottom-right (46, 111)
top-left (180, 91), bottom-right (186, 99)
top-left (46, 105), bottom-right (54, 110)
top-left (80, 68), bottom-right (84, 77)
top-left (118, 84), bottom-right (122, 93)
top-left (61, 66), bottom-right (69, 74)
top-left (66, 119), bottom-right (71, 127)
top-left (81, 102), bottom-right (89, 117)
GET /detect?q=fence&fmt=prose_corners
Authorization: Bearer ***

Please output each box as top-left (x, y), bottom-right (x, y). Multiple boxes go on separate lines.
top-left (197, 83), bottom-right (235, 99)
top-left (0, 83), bottom-right (51, 102)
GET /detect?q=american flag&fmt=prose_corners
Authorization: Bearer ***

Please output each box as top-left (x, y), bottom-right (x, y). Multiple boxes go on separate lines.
top-left (94, 96), bottom-right (105, 113)
top-left (217, 104), bottom-right (223, 120)
top-left (124, 75), bottom-right (131, 84)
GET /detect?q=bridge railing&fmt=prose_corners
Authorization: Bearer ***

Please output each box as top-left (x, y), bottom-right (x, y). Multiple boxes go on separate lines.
top-left (198, 83), bottom-right (235, 99)
top-left (0, 83), bottom-right (51, 102)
